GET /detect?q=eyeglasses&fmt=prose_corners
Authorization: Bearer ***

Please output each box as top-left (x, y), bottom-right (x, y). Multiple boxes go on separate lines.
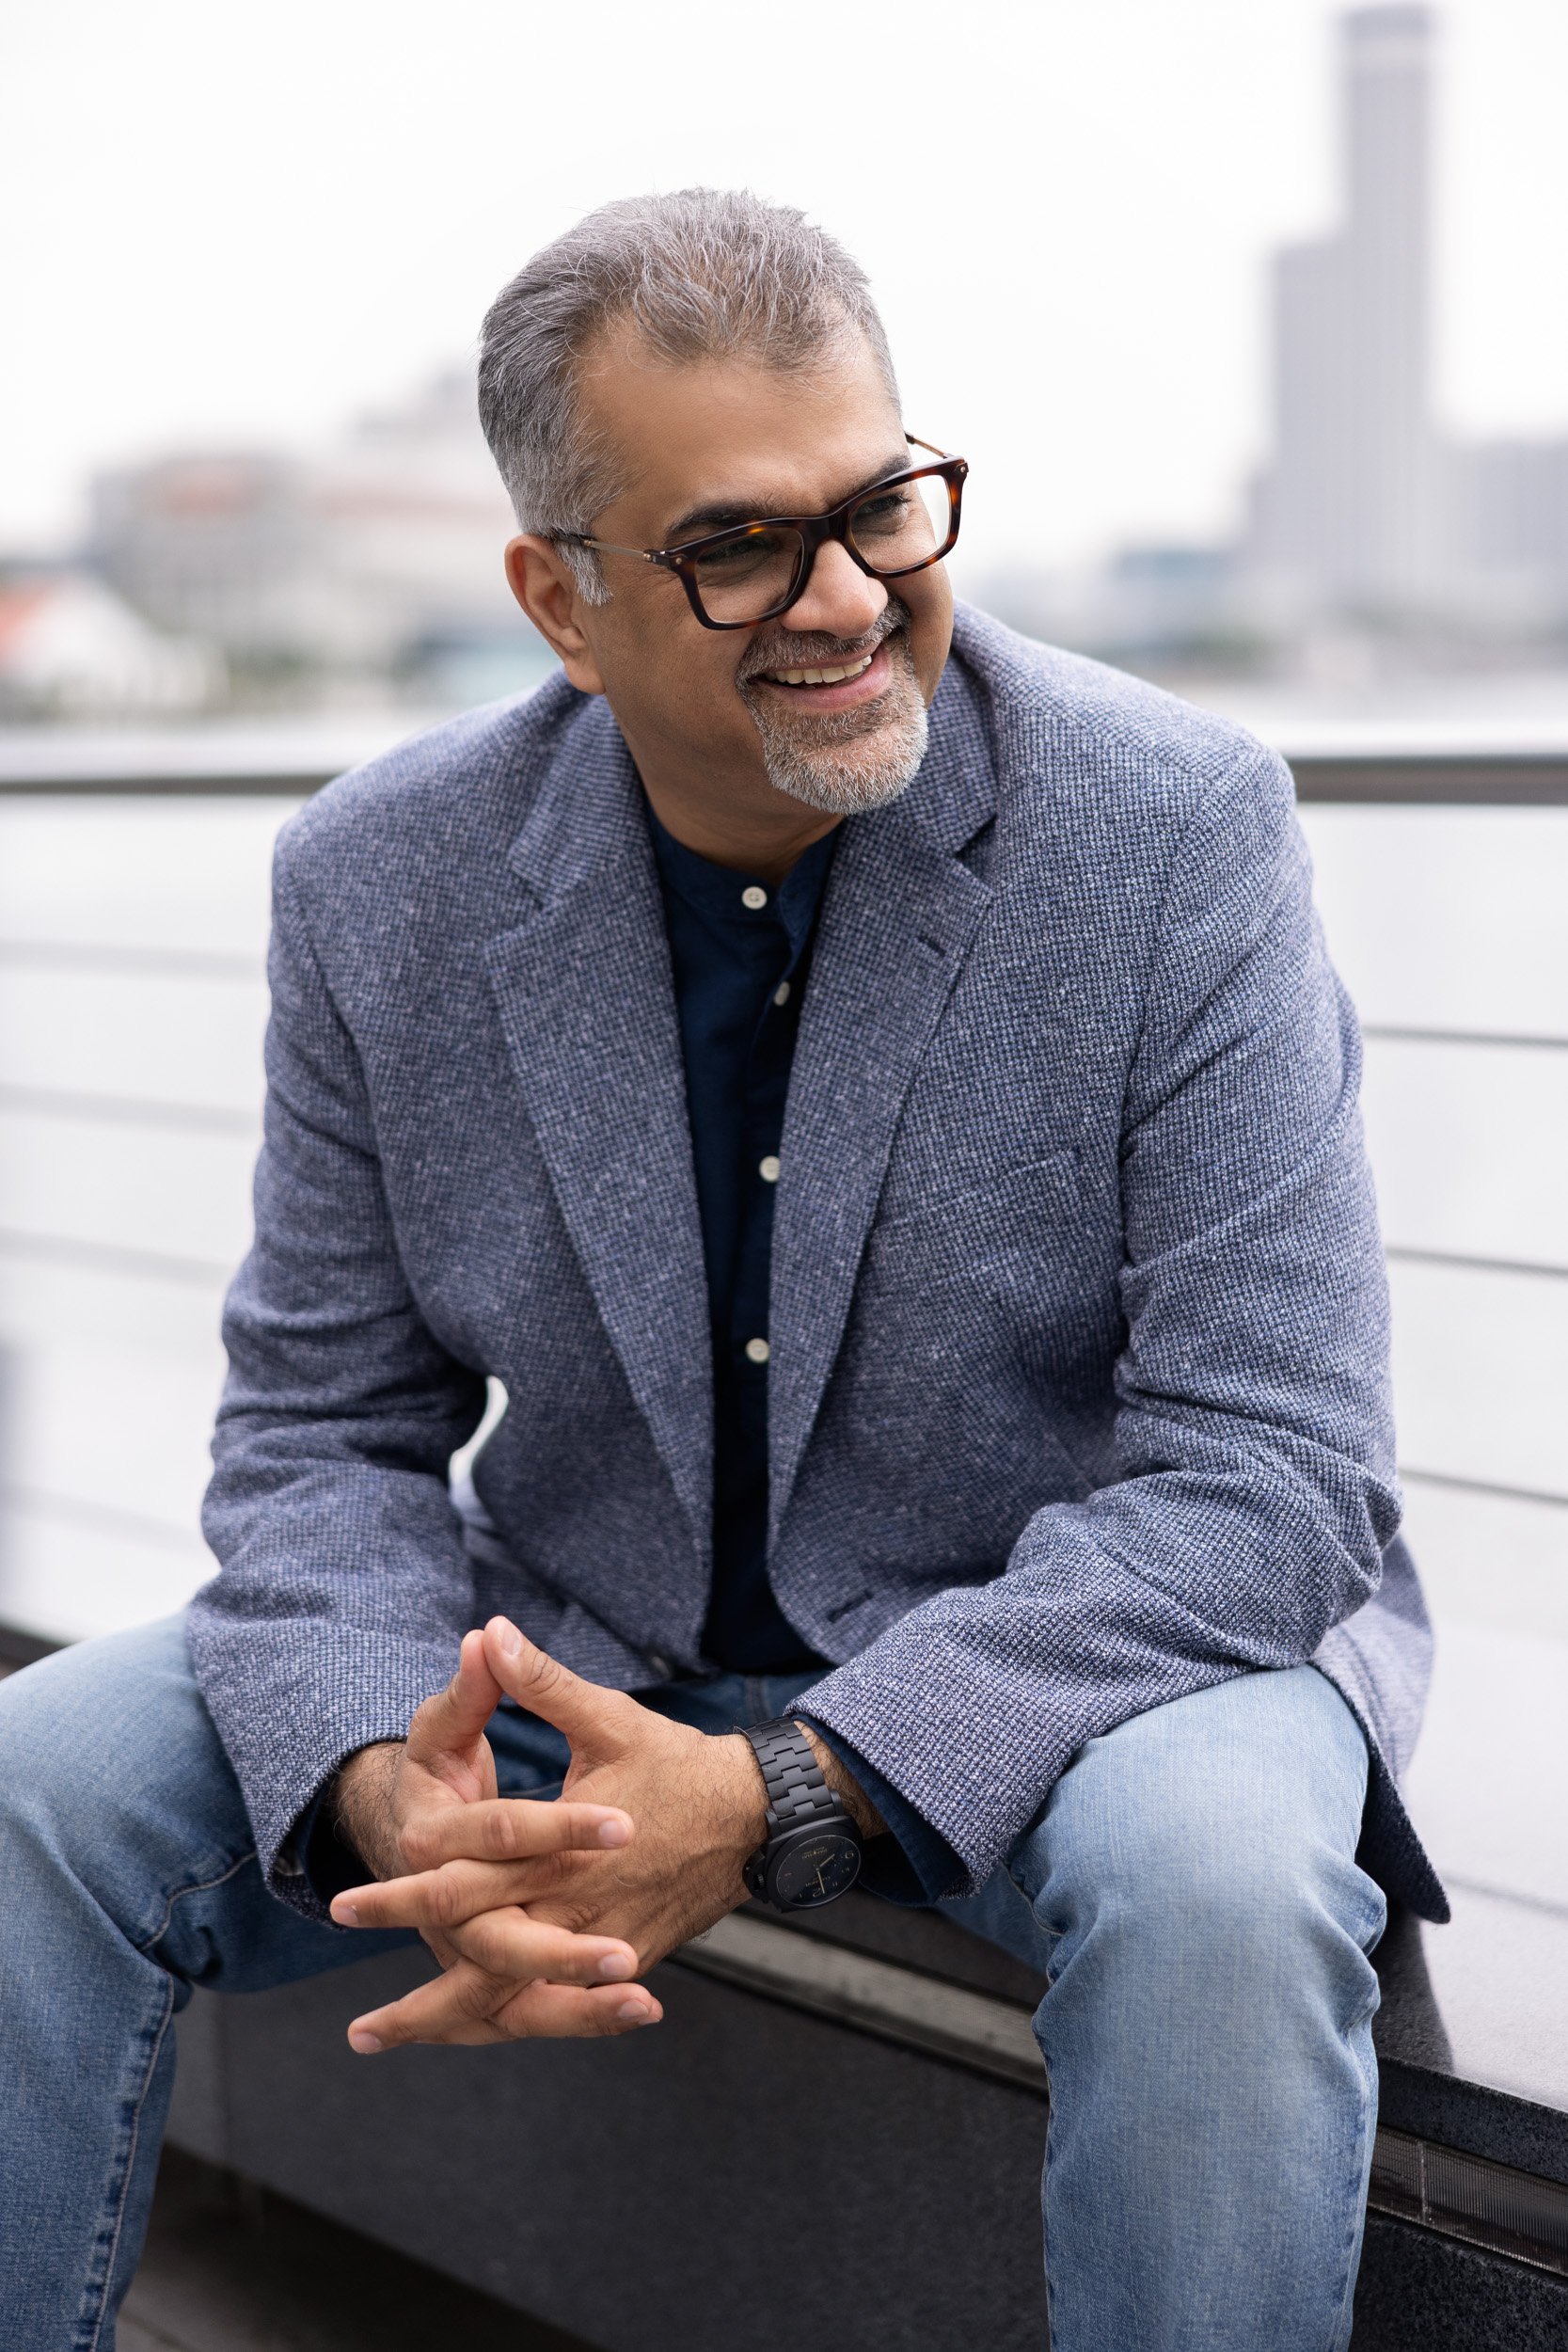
top-left (558, 436), bottom-right (967, 630)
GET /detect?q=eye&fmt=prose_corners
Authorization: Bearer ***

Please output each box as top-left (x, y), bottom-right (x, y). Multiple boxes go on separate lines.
top-left (850, 490), bottom-right (910, 535)
top-left (691, 526), bottom-right (790, 576)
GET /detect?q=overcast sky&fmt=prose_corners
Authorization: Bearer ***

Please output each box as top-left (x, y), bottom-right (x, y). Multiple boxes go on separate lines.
top-left (4, 0), bottom-right (1567, 575)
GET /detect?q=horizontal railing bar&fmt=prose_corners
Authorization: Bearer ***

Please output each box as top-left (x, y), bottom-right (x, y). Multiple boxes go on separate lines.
top-left (0, 771), bottom-right (330, 798)
top-left (1401, 1466), bottom-right (1568, 1510)
top-left (0, 940), bottom-right (264, 981)
top-left (0, 1227), bottom-right (231, 1288)
top-left (2, 961), bottom-right (1564, 1046)
top-left (1386, 1244), bottom-right (1568, 1281)
top-left (1, 751), bottom-right (1567, 803)
top-left (1364, 1024), bottom-right (1568, 1053)
top-left (1291, 754), bottom-right (1568, 806)
top-left (0, 1483), bottom-right (206, 1553)
top-left (0, 1083), bottom-right (259, 1136)
top-left (1441, 1874), bottom-right (1568, 1926)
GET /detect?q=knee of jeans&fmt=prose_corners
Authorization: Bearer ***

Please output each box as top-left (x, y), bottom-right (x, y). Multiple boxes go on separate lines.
top-left (0, 1619), bottom-right (221, 1882)
top-left (1085, 1809), bottom-right (1374, 1966)
top-left (1034, 1675), bottom-right (1385, 1963)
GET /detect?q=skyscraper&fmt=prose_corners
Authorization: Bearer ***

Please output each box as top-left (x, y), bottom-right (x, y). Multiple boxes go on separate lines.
top-left (1248, 7), bottom-right (1443, 609)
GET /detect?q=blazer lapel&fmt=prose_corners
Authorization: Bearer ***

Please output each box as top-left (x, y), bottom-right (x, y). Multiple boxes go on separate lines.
top-left (767, 706), bottom-right (997, 1544)
top-left (483, 706), bottom-right (712, 1561)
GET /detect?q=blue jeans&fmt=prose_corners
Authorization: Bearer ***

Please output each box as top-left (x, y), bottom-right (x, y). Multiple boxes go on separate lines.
top-left (0, 1615), bottom-right (1384, 2351)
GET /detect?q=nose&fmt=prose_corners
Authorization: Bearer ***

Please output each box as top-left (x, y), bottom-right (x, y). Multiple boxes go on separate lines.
top-left (784, 535), bottom-right (888, 642)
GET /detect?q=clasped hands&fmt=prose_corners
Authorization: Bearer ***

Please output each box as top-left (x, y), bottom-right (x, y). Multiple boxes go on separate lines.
top-left (328, 1617), bottom-right (771, 2053)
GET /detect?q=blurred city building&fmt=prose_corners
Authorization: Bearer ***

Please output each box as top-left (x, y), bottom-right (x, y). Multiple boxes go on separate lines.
top-left (89, 372), bottom-right (548, 710)
top-left (0, 565), bottom-right (219, 720)
top-left (7, 5), bottom-right (1566, 714)
top-left (1247, 4), bottom-right (1444, 614)
top-left (999, 5), bottom-right (1568, 681)
top-left (1248, 4), bottom-right (1568, 630)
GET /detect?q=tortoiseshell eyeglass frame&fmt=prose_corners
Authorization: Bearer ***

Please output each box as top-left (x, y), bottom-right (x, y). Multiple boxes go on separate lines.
top-left (558, 436), bottom-right (968, 630)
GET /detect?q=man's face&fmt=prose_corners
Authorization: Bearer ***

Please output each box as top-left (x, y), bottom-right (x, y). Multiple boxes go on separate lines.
top-left (523, 329), bottom-right (954, 821)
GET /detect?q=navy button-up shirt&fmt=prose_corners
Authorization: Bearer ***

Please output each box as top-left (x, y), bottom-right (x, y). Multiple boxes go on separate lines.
top-left (646, 803), bottom-right (960, 1904)
top-left (646, 804), bottom-right (834, 1675)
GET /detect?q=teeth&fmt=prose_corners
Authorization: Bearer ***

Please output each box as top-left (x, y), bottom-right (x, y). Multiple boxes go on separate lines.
top-left (766, 651), bottom-right (875, 687)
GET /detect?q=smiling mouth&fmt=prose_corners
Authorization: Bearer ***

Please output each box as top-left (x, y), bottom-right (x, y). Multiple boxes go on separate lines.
top-left (760, 650), bottom-right (877, 689)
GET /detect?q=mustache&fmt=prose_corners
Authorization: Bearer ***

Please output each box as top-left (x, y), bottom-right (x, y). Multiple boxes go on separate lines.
top-left (736, 601), bottom-right (906, 684)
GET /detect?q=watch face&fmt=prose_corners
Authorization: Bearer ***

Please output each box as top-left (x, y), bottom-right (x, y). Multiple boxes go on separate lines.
top-left (770, 1830), bottom-right (861, 1909)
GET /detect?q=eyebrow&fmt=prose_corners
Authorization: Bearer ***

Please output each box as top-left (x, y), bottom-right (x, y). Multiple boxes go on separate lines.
top-left (660, 451), bottom-right (912, 547)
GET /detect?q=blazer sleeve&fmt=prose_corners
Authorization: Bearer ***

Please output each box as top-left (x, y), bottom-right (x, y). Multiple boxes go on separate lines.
top-left (189, 838), bottom-right (487, 1911)
top-left (798, 745), bottom-right (1401, 1894)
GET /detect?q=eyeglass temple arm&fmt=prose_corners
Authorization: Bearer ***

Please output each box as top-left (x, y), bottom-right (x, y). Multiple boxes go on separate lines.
top-left (560, 533), bottom-right (658, 560)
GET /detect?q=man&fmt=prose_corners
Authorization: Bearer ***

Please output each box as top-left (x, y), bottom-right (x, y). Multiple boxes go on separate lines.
top-left (0, 189), bottom-right (1443, 2349)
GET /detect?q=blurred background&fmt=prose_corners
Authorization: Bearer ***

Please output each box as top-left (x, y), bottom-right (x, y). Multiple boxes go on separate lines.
top-left (0, 0), bottom-right (1562, 1951)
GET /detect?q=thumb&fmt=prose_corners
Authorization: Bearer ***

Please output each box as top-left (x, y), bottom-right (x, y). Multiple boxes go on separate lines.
top-left (483, 1618), bottom-right (633, 1749)
top-left (405, 1628), bottom-right (502, 1766)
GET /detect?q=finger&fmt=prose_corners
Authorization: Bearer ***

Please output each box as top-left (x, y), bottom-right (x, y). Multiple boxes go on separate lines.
top-left (338, 1879), bottom-right (638, 1986)
top-left (493, 1978), bottom-right (664, 2041)
top-left (404, 1629), bottom-right (503, 1769)
top-left (399, 1796), bottom-right (632, 1872)
top-left (349, 1963), bottom-right (660, 2051)
top-left (334, 1853), bottom-right (581, 1933)
top-left (446, 1907), bottom-right (640, 1986)
top-left (482, 1619), bottom-right (637, 1747)
top-left (338, 1855), bottom-right (584, 1931)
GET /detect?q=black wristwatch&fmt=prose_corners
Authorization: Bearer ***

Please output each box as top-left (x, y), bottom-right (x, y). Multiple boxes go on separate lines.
top-left (740, 1719), bottom-right (863, 1911)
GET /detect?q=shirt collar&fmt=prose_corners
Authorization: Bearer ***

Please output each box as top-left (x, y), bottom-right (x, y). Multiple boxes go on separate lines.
top-left (644, 800), bottom-right (839, 960)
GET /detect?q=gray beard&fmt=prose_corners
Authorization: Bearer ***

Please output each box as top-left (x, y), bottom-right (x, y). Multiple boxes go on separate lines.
top-left (738, 628), bottom-right (929, 816)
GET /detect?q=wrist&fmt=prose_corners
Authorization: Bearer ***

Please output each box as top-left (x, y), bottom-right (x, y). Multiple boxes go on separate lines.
top-left (795, 1723), bottom-right (885, 1840)
top-left (718, 1732), bottom-right (772, 1856)
top-left (331, 1740), bottom-right (405, 1878)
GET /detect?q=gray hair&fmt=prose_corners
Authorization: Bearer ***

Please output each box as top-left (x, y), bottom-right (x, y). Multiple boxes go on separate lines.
top-left (477, 188), bottom-right (898, 601)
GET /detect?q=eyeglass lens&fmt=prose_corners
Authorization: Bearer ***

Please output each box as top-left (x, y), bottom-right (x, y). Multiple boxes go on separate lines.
top-left (686, 470), bottom-right (955, 625)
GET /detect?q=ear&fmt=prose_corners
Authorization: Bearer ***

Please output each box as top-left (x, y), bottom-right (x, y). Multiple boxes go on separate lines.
top-left (505, 535), bottom-right (607, 696)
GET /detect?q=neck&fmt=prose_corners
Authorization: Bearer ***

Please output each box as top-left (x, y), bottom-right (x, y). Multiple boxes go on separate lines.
top-left (634, 765), bottom-right (842, 888)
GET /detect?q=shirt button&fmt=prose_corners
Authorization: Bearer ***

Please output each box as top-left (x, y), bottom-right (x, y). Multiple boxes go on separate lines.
top-left (744, 1336), bottom-right (771, 1365)
top-left (741, 884), bottom-right (768, 911)
top-left (759, 1155), bottom-right (781, 1184)
top-left (772, 980), bottom-right (790, 1007)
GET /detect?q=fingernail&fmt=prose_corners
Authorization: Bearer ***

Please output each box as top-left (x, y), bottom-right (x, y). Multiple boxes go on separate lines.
top-left (597, 1818), bottom-right (630, 1847)
top-left (348, 2029), bottom-right (383, 2055)
top-left (333, 1900), bottom-right (359, 1926)
top-left (617, 2001), bottom-right (654, 2025)
top-left (597, 1950), bottom-right (635, 1980)
top-left (494, 1617), bottom-right (522, 1661)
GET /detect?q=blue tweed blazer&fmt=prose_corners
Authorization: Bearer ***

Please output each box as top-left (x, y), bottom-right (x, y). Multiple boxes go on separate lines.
top-left (193, 604), bottom-right (1445, 1923)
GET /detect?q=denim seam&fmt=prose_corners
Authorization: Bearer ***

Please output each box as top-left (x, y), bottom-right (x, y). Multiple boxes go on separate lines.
top-left (80, 1850), bottom-right (261, 2348)
top-left (135, 1848), bottom-right (257, 1957)
top-left (80, 1976), bottom-right (175, 2352)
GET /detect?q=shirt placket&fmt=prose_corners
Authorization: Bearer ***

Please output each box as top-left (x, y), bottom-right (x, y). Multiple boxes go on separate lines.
top-left (727, 886), bottom-right (809, 1435)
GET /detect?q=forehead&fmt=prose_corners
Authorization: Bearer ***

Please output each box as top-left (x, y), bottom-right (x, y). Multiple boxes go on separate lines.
top-left (573, 328), bottom-right (905, 538)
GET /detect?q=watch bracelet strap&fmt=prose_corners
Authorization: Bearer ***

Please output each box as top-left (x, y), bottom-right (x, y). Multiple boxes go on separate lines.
top-left (743, 1717), bottom-right (844, 1829)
